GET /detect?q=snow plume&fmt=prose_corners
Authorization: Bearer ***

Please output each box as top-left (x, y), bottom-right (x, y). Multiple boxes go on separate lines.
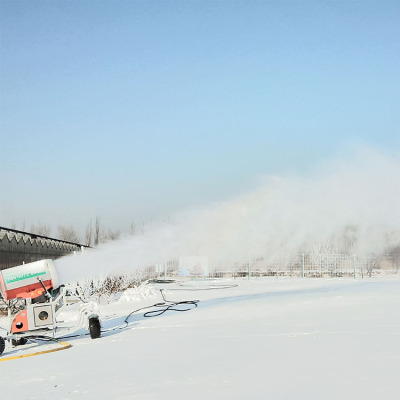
top-left (56, 148), bottom-right (400, 285)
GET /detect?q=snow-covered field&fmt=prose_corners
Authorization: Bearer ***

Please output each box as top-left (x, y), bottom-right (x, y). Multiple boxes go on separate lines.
top-left (1, 277), bottom-right (400, 400)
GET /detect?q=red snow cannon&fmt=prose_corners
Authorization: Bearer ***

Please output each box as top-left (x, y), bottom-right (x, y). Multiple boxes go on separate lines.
top-left (0, 259), bottom-right (101, 357)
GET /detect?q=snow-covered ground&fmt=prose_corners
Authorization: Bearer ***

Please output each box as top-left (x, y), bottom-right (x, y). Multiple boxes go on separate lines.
top-left (1, 277), bottom-right (400, 400)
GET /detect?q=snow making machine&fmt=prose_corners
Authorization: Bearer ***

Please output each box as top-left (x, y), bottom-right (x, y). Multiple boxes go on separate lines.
top-left (0, 259), bottom-right (101, 356)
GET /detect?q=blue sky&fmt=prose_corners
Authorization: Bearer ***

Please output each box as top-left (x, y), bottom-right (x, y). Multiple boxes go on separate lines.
top-left (1, 0), bottom-right (399, 237)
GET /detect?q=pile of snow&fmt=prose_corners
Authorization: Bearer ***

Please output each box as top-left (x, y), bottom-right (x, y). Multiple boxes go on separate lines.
top-left (118, 285), bottom-right (160, 303)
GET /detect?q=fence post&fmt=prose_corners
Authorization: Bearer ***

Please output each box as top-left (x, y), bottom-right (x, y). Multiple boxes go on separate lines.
top-left (353, 254), bottom-right (356, 279)
top-left (248, 258), bottom-right (251, 280)
top-left (302, 253), bottom-right (305, 278)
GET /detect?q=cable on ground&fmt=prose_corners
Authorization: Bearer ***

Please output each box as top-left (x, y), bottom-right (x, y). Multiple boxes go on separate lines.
top-left (102, 289), bottom-right (199, 333)
top-left (0, 336), bottom-right (72, 362)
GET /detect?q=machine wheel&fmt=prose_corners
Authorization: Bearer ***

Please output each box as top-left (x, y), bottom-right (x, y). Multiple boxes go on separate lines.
top-left (89, 317), bottom-right (101, 339)
top-left (11, 337), bottom-right (28, 347)
top-left (0, 337), bottom-right (5, 356)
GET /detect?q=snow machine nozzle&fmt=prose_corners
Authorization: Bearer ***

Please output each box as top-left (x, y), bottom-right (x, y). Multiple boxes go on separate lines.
top-left (0, 259), bottom-right (59, 302)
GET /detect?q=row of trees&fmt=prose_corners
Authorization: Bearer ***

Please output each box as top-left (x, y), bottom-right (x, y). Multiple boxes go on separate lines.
top-left (10, 218), bottom-right (135, 247)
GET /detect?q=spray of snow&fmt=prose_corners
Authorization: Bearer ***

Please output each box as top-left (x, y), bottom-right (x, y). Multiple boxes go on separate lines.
top-left (56, 147), bottom-right (400, 285)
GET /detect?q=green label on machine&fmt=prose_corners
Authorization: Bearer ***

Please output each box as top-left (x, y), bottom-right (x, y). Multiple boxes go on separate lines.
top-left (4, 271), bottom-right (46, 284)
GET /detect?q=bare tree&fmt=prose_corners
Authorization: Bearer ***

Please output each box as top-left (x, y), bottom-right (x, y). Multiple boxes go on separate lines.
top-left (365, 257), bottom-right (377, 278)
top-left (67, 271), bottom-right (144, 303)
top-left (30, 224), bottom-right (51, 237)
top-left (85, 220), bottom-right (93, 247)
top-left (94, 217), bottom-right (100, 247)
top-left (102, 229), bottom-right (121, 242)
top-left (130, 221), bottom-right (135, 236)
top-left (57, 225), bottom-right (81, 243)
top-left (340, 225), bottom-right (358, 254)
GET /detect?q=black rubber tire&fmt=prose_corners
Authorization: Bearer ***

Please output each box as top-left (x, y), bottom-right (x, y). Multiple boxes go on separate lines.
top-left (11, 337), bottom-right (28, 347)
top-left (0, 337), bottom-right (5, 356)
top-left (89, 317), bottom-right (101, 339)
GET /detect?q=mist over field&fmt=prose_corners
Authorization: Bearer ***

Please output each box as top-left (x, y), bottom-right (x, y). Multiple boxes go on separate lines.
top-left (56, 148), bottom-right (400, 285)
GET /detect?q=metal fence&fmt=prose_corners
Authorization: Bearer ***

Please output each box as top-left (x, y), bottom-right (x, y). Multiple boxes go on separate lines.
top-left (141, 253), bottom-right (400, 280)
